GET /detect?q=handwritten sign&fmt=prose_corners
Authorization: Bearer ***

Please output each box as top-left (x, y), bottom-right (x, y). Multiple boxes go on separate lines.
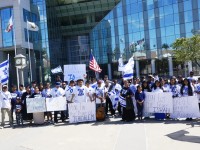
top-left (46, 97), bottom-right (66, 111)
top-left (26, 98), bottom-right (46, 113)
top-left (68, 102), bottom-right (96, 123)
top-left (64, 64), bottom-right (86, 81)
top-left (144, 92), bottom-right (173, 113)
top-left (171, 96), bottom-right (200, 118)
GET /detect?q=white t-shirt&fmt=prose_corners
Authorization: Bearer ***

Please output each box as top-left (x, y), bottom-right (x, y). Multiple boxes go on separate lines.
top-left (0, 91), bottom-right (12, 109)
top-left (50, 87), bottom-right (65, 98)
top-left (152, 87), bottom-right (163, 93)
top-left (95, 86), bottom-right (105, 104)
top-left (65, 86), bottom-right (75, 102)
top-left (195, 83), bottom-right (200, 102)
top-left (73, 86), bottom-right (88, 103)
top-left (86, 87), bottom-right (94, 102)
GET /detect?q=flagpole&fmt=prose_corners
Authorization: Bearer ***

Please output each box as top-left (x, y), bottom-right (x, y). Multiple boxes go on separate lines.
top-left (26, 18), bottom-right (33, 82)
top-left (7, 54), bottom-right (10, 90)
top-left (13, 18), bottom-right (20, 90)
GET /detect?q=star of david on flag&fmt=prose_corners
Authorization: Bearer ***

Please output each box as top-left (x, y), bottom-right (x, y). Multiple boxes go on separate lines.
top-left (0, 60), bottom-right (9, 85)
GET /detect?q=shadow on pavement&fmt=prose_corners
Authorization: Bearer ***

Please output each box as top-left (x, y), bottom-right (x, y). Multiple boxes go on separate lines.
top-left (166, 129), bottom-right (200, 144)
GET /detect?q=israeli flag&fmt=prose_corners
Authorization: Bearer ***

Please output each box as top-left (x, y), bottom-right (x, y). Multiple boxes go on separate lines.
top-left (119, 95), bottom-right (126, 108)
top-left (108, 90), bottom-right (119, 110)
top-left (0, 60), bottom-right (9, 85)
top-left (51, 66), bottom-right (62, 74)
top-left (123, 57), bottom-right (134, 80)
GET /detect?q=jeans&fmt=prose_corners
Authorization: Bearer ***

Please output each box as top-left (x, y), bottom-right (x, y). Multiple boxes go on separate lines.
top-left (1, 108), bottom-right (12, 126)
top-left (136, 103), bottom-right (144, 118)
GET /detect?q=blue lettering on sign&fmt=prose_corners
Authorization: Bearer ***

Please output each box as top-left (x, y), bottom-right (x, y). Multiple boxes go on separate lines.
top-left (78, 89), bottom-right (84, 96)
top-left (68, 74), bottom-right (75, 80)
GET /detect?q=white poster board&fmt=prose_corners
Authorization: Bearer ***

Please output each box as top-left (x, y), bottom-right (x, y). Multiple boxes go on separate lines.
top-left (68, 102), bottom-right (96, 123)
top-left (26, 97), bottom-right (46, 113)
top-left (46, 97), bottom-right (66, 111)
top-left (144, 92), bottom-right (173, 113)
top-left (64, 64), bottom-right (86, 81)
top-left (171, 96), bottom-right (200, 118)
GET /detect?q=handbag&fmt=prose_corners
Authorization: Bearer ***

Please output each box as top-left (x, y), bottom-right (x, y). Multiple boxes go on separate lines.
top-left (96, 103), bottom-right (105, 121)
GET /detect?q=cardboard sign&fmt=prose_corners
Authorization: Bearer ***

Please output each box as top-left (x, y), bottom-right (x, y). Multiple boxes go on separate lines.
top-left (68, 102), bottom-right (96, 123)
top-left (46, 97), bottom-right (66, 111)
top-left (171, 96), bottom-right (200, 118)
top-left (64, 64), bottom-right (86, 81)
top-left (144, 92), bottom-right (173, 113)
top-left (26, 98), bottom-right (46, 113)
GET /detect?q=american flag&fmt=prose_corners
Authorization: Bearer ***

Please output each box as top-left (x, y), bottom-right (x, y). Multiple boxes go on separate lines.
top-left (89, 54), bottom-right (102, 73)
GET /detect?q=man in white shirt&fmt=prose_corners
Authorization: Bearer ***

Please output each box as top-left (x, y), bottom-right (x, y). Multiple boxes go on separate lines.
top-left (71, 79), bottom-right (91, 103)
top-left (0, 85), bottom-right (13, 128)
top-left (50, 82), bottom-right (65, 123)
top-left (187, 71), bottom-right (197, 82)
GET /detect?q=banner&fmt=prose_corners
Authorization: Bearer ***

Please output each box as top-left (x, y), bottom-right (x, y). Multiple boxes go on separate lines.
top-left (171, 96), bottom-right (200, 118)
top-left (46, 97), bottom-right (66, 111)
top-left (26, 98), bottom-right (46, 113)
top-left (64, 64), bottom-right (86, 81)
top-left (68, 102), bottom-right (96, 123)
top-left (144, 92), bottom-right (173, 113)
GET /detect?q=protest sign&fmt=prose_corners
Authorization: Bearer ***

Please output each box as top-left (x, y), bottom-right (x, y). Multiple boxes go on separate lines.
top-left (26, 97), bottom-right (46, 113)
top-left (46, 97), bottom-right (66, 111)
top-left (171, 96), bottom-right (200, 118)
top-left (144, 92), bottom-right (173, 113)
top-left (68, 102), bottom-right (96, 123)
top-left (64, 64), bottom-right (86, 81)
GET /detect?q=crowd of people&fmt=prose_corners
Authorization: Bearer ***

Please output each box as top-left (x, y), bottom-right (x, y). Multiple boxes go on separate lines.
top-left (0, 71), bottom-right (200, 129)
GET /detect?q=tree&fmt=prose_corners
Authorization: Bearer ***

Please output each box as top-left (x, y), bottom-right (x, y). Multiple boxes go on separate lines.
top-left (172, 35), bottom-right (200, 67)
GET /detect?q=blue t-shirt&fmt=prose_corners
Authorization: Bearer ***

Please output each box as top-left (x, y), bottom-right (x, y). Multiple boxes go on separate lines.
top-left (135, 91), bottom-right (145, 102)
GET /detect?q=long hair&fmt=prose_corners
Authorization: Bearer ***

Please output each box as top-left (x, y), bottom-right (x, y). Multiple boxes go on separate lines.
top-left (152, 80), bottom-right (163, 90)
top-left (142, 81), bottom-right (151, 92)
top-left (180, 79), bottom-right (193, 96)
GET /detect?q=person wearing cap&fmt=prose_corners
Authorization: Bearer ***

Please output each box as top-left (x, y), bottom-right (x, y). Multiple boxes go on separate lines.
top-left (0, 85), bottom-right (13, 129)
top-left (71, 79), bottom-right (91, 103)
top-left (94, 80), bottom-right (105, 108)
top-left (50, 82), bottom-right (65, 123)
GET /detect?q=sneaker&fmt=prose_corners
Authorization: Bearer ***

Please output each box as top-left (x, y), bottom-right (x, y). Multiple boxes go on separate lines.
top-left (0, 126), bottom-right (4, 129)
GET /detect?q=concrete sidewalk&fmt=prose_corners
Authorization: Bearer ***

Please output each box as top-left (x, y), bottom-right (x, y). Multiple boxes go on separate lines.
top-left (0, 114), bottom-right (200, 150)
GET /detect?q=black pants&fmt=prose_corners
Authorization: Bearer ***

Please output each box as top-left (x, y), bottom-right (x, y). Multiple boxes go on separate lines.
top-left (105, 96), bottom-right (115, 115)
top-left (54, 111), bottom-right (65, 123)
top-left (118, 102), bottom-right (122, 115)
top-left (136, 103), bottom-right (144, 118)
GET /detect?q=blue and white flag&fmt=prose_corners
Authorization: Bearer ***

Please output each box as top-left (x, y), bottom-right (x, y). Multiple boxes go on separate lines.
top-left (108, 90), bottom-right (119, 110)
top-left (123, 57), bottom-right (134, 80)
top-left (51, 66), bottom-right (62, 74)
top-left (0, 60), bottom-right (9, 85)
top-left (119, 95), bottom-right (126, 108)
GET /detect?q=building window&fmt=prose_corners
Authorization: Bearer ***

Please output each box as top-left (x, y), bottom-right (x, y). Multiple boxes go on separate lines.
top-left (1, 8), bottom-right (13, 47)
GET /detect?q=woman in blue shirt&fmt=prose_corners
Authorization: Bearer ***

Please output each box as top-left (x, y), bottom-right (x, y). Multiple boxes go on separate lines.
top-left (135, 85), bottom-right (145, 120)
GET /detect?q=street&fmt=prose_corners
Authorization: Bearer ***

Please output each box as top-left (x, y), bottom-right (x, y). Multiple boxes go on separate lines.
top-left (0, 116), bottom-right (200, 150)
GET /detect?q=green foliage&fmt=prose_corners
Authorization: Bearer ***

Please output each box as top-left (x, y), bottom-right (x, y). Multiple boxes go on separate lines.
top-left (172, 35), bottom-right (200, 67)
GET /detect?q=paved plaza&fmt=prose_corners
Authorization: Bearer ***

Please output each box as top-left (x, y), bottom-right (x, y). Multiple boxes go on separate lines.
top-left (0, 115), bottom-right (200, 150)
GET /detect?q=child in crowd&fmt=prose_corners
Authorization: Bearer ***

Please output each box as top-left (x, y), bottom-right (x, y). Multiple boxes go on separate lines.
top-left (135, 85), bottom-right (145, 120)
top-left (15, 97), bottom-right (23, 125)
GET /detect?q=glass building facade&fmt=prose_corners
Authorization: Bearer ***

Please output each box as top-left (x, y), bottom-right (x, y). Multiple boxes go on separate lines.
top-left (0, 7), bottom-right (13, 47)
top-left (90, 0), bottom-right (200, 77)
top-left (30, 0), bottom-right (50, 82)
